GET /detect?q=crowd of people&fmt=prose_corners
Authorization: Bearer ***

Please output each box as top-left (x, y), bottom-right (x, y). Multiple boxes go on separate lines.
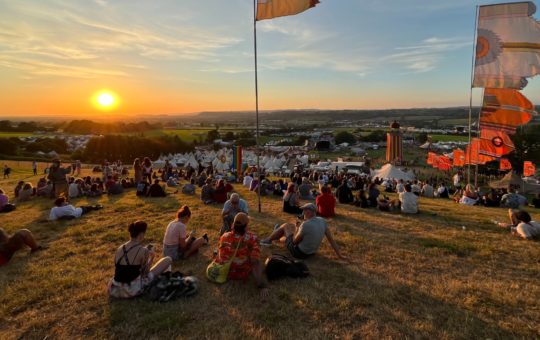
top-left (0, 156), bottom-right (538, 302)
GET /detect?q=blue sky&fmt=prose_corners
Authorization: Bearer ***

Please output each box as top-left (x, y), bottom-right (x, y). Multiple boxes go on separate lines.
top-left (0, 0), bottom-right (538, 116)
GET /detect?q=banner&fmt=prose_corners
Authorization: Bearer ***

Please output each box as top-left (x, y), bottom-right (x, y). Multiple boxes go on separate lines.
top-left (232, 145), bottom-right (242, 177)
top-left (500, 158), bottom-right (512, 171)
top-left (436, 156), bottom-right (452, 171)
top-left (473, 2), bottom-right (540, 89)
top-left (427, 152), bottom-right (436, 165)
top-left (524, 161), bottom-right (536, 176)
top-left (256, 0), bottom-right (320, 21)
top-left (453, 149), bottom-right (465, 167)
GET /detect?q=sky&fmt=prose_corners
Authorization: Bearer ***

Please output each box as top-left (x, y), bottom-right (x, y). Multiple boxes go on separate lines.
top-left (0, 0), bottom-right (539, 118)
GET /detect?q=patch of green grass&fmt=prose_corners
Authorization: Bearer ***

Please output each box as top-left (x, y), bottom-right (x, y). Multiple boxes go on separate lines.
top-left (430, 134), bottom-right (469, 142)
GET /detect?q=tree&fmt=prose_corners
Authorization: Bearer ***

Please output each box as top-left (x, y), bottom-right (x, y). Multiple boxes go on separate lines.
top-left (361, 130), bottom-right (386, 143)
top-left (206, 129), bottom-right (220, 143)
top-left (416, 132), bottom-right (429, 144)
top-left (509, 124), bottom-right (540, 172)
top-left (223, 131), bottom-right (236, 141)
top-left (334, 131), bottom-right (356, 145)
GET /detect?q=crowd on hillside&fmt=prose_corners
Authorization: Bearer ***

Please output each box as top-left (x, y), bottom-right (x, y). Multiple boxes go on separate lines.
top-left (0, 157), bottom-right (538, 301)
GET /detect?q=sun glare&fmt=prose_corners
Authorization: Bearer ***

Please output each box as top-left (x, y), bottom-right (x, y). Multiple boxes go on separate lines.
top-left (93, 90), bottom-right (119, 111)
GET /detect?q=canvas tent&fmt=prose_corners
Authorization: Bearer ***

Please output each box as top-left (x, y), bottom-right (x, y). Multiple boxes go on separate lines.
top-left (489, 172), bottom-right (540, 194)
top-left (374, 163), bottom-right (415, 181)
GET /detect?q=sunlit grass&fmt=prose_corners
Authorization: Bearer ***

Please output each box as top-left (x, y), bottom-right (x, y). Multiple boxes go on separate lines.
top-left (0, 165), bottom-right (539, 338)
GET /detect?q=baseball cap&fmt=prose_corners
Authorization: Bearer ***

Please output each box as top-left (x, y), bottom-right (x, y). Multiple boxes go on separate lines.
top-left (299, 203), bottom-right (316, 211)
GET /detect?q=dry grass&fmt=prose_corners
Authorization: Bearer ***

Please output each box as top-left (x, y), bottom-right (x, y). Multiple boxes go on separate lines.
top-left (1, 166), bottom-right (539, 339)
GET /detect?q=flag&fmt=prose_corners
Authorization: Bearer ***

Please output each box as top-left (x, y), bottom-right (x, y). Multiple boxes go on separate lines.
top-left (232, 145), bottom-right (242, 177)
top-left (480, 107), bottom-right (533, 132)
top-left (437, 156), bottom-right (452, 171)
top-left (524, 161), bottom-right (536, 176)
top-left (483, 88), bottom-right (535, 111)
top-left (473, 2), bottom-right (540, 89)
top-left (427, 152), bottom-right (436, 165)
top-left (466, 139), bottom-right (496, 165)
top-left (500, 158), bottom-right (512, 170)
top-left (453, 149), bottom-right (466, 167)
top-left (477, 138), bottom-right (515, 158)
top-left (256, 0), bottom-right (319, 21)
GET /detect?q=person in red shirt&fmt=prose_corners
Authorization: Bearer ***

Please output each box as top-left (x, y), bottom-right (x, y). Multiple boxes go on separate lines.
top-left (316, 185), bottom-right (336, 218)
top-left (216, 213), bottom-right (269, 299)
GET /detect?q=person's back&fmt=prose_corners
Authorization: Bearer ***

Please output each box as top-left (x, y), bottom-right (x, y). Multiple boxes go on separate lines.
top-left (298, 182), bottom-right (312, 199)
top-left (501, 193), bottom-right (520, 209)
top-left (399, 191), bottom-right (418, 213)
top-left (69, 182), bottom-right (80, 199)
top-left (147, 183), bottom-right (165, 197)
top-left (421, 184), bottom-right (434, 198)
top-left (396, 182), bottom-right (405, 194)
top-left (18, 187), bottom-right (33, 202)
top-left (182, 182), bottom-right (196, 195)
top-left (316, 192), bottom-right (335, 218)
top-left (49, 204), bottom-right (82, 220)
top-left (297, 217), bottom-right (327, 255)
top-left (108, 182), bottom-right (124, 195)
top-left (201, 183), bottom-right (214, 203)
top-left (516, 220), bottom-right (540, 239)
top-left (336, 183), bottom-right (352, 204)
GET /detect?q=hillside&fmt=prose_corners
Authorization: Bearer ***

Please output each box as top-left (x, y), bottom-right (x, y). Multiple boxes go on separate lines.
top-left (0, 164), bottom-right (539, 339)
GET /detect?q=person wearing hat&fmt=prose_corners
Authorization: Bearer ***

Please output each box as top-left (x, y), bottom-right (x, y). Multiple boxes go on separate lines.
top-left (260, 203), bottom-right (346, 260)
top-left (220, 193), bottom-right (249, 235)
top-left (216, 212), bottom-right (269, 299)
top-left (47, 159), bottom-right (71, 199)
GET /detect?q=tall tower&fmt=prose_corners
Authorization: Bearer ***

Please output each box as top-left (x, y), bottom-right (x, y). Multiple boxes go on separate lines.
top-left (386, 120), bottom-right (403, 164)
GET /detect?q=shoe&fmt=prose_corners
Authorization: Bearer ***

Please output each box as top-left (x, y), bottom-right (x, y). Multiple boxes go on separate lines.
top-left (260, 238), bottom-right (272, 247)
top-left (203, 233), bottom-right (209, 244)
top-left (273, 223), bottom-right (280, 231)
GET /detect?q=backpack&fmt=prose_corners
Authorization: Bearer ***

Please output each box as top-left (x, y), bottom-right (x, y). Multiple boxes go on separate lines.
top-left (146, 271), bottom-right (199, 302)
top-left (264, 254), bottom-right (310, 281)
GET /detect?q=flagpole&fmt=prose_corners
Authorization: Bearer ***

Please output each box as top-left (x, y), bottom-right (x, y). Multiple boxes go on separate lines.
top-left (467, 5), bottom-right (480, 185)
top-left (254, 0), bottom-right (262, 213)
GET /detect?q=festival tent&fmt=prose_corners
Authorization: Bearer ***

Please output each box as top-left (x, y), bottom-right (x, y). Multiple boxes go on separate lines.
top-left (185, 155), bottom-right (199, 168)
top-left (374, 163), bottom-right (415, 181)
top-left (489, 172), bottom-right (540, 194)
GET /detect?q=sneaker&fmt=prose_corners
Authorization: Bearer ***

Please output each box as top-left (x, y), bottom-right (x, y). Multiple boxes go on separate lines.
top-left (260, 238), bottom-right (272, 247)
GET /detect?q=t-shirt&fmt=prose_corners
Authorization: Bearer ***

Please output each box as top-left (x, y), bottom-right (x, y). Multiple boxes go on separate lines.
top-left (500, 193), bottom-right (526, 209)
top-left (411, 184), bottom-right (421, 195)
top-left (422, 184), bottom-right (434, 198)
top-left (0, 194), bottom-right (8, 209)
top-left (516, 221), bottom-right (540, 239)
top-left (68, 183), bottom-right (80, 198)
top-left (297, 217), bottom-right (328, 255)
top-left (222, 199), bottom-right (249, 216)
top-left (399, 192), bottom-right (418, 214)
top-left (396, 183), bottom-right (405, 193)
top-left (298, 183), bottom-right (312, 198)
top-left (163, 220), bottom-right (187, 246)
top-left (243, 176), bottom-right (253, 188)
top-left (316, 193), bottom-right (336, 218)
top-left (49, 205), bottom-right (83, 220)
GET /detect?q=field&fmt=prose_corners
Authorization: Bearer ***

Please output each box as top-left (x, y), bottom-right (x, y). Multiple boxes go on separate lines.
top-left (1, 166), bottom-right (539, 339)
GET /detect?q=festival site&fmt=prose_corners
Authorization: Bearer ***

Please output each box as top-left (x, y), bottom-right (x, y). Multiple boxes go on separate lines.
top-left (0, 1), bottom-right (539, 339)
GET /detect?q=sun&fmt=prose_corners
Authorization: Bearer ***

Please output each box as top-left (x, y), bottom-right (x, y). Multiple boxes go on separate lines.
top-left (93, 90), bottom-right (119, 111)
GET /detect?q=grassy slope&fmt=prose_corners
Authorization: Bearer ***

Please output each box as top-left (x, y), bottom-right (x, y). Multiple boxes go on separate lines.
top-left (0, 167), bottom-right (539, 339)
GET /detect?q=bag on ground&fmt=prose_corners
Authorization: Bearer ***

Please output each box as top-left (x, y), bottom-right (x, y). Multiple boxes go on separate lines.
top-left (265, 254), bottom-right (310, 281)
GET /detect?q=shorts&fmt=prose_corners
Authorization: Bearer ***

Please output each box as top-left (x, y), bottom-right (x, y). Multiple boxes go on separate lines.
top-left (285, 235), bottom-right (310, 259)
top-left (163, 244), bottom-right (184, 261)
top-left (108, 276), bottom-right (150, 299)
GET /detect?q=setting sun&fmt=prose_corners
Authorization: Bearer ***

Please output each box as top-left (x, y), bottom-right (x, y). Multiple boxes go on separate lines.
top-left (93, 90), bottom-right (119, 111)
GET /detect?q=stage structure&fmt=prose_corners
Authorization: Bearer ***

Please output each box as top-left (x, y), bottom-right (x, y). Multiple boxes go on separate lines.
top-left (386, 120), bottom-right (403, 165)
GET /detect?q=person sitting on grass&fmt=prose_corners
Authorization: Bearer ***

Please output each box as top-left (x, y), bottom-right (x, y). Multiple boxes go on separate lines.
top-left (500, 188), bottom-right (528, 209)
top-left (283, 182), bottom-right (302, 215)
top-left (215, 213), bottom-right (269, 299)
top-left (17, 183), bottom-right (35, 202)
top-left (354, 188), bottom-right (369, 208)
top-left (260, 203), bottom-right (346, 260)
top-left (212, 179), bottom-right (231, 204)
top-left (221, 193), bottom-right (249, 235)
top-left (147, 179), bottom-right (166, 197)
top-left (36, 178), bottom-right (50, 197)
top-left (0, 228), bottom-right (45, 267)
top-left (436, 182), bottom-right (449, 198)
top-left (14, 181), bottom-right (24, 199)
top-left (336, 180), bottom-right (354, 204)
top-left (200, 178), bottom-right (215, 204)
top-left (108, 221), bottom-right (172, 299)
top-left (459, 184), bottom-right (479, 205)
top-left (316, 185), bottom-right (336, 218)
top-left (182, 178), bottom-right (196, 195)
top-left (136, 179), bottom-right (149, 197)
top-left (497, 209), bottom-right (540, 240)
top-left (298, 177), bottom-right (315, 200)
top-left (0, 189), bottom-right (16, 213)
top-left (68, 178), bottom-right (82, 199)
top-left (88, 183), bottom-right (103, 197)
top-left (421, 182), bottom-right (434, 198)
top-left (48, 197), bottom-right (103, 221)
top-left (367, 183), bottom-right (380, 208)
top-left (107, 178), bottom-right (124, 196)
top-left (399, 184), bottom-right (418, 214)
top-left (162, 206), bottom-right (208, 261)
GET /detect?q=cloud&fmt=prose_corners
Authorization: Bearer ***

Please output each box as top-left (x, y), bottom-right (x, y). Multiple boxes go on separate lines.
top-left (383, 36), bottom-right (471, 73)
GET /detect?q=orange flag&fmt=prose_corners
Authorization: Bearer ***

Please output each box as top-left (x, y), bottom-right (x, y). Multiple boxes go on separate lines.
top-left (483, 88), bottom-right (534, 111)
top-left (524, 161), bottom-right (536, 177)
top-left (437, 156), bottom-right (452, 171)
top-left (466, 139), bottom-right (496, 165)
top-left (427, 152), bottom-right (436, 165)
top-left (453, 149), bottom-right (465, 167)
top-left (256, 0), bottom-right (320, 21)
top-left (480, 107), bottom-right (533, 132)
top-left (500, 158), bottom-right (512, 171)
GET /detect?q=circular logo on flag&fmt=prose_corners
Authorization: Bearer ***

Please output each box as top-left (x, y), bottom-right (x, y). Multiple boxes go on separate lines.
top-left (491, 136), bottom-right (504, 147)
top-left (476, 29), bottom-right (502, 66)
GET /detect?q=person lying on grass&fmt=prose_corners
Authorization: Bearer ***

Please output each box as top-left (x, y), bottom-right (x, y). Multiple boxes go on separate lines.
top-left (497, 209), bottom-right (540, 240)
top-left (0, 228), bottom-right (45, 267)
top-left (163, 206), bottom-right (208, 261)
top-left (260, 203), bottom-right (346, 261)
top-left (216, 213), bottom-right (269, 300)
top-left (48, 197), bottom-right (103, 221)
top-left (108, 221), bottom-right (172, 299)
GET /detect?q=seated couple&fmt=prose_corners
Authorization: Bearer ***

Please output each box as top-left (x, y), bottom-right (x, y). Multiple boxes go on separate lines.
top-left (260, 203), bottom-right (346, 260)
top-left (163, 206), bottom-right (209, 260)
